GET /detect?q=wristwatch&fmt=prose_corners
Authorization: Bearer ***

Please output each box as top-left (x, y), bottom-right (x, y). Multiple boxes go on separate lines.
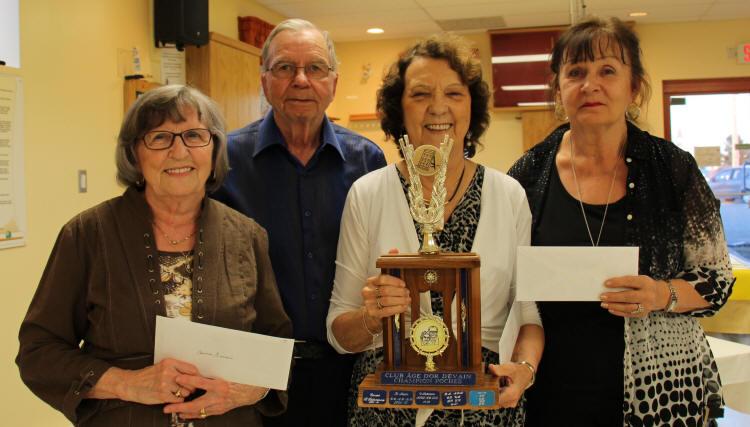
top-left (663, 279), bottom-right (678, 312)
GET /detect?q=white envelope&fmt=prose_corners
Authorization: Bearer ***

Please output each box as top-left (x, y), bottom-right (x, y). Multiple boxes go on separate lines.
top-left (498, 301), bottom-right (521, 363)
top-left (516, 246), bottom-right (639, 301)
top-left (154, 316), bottom-right (294, 390)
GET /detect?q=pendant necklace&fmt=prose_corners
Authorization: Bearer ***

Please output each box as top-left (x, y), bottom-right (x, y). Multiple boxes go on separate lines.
top-left (569, 135), bottom-right (620, 247)
top-left (153, 221), bottom-right (195, 246)
top-left (446, 161), bottom-right (467, 203)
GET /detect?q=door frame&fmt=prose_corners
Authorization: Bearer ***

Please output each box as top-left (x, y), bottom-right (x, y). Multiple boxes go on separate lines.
top-left (662, 77), bottom-right (750, 140)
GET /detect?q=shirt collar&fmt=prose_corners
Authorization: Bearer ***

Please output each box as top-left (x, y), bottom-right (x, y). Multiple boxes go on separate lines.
top-left (253, 109), bottom-right (346, 161)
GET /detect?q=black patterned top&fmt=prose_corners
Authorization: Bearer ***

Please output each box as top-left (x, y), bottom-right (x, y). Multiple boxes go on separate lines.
top-left (509, 122), bottom-right (735, 425)
top-left (159, 252), bottom-right (194, 320)
top-left (397, 165), bottom-right (485, 316)
top-left (159, 252), bottom-right (194, 427)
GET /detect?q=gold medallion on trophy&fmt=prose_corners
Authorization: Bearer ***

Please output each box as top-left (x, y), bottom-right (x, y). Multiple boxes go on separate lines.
top-left (412, 145), bottom-right (444, 177)
top-left (409, 314), bottom-right (450, 372)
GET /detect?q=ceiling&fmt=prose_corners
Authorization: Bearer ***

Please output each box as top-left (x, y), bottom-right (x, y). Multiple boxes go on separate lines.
top-left (256, 0), bottom-right (750, 41)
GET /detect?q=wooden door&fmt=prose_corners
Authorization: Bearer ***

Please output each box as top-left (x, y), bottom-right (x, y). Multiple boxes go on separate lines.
top-left (521, 110), bottom-right (565, 152)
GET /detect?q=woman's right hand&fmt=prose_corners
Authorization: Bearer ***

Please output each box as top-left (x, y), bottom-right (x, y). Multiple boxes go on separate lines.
top-left (100, 358), bottom-right (200, 405)
top-left (361, 273), bottom-right (411, 322)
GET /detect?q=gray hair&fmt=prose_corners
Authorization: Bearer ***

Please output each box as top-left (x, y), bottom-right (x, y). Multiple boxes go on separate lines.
top-left (115, 85), bottom-right (228, 193)
top-left (261, 18), bottom-right (338, 71)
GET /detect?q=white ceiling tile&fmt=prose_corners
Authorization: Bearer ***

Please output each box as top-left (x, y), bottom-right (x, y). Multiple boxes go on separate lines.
top-left (256, 0), bottom-right (750, 42)
top-left (703, 2), bottom-right (750, 20)
top-left (426, 1), bottom-right (570, 21)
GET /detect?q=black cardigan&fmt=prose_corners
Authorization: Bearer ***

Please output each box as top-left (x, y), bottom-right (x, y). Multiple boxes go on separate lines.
top-left (509, 122), bottom-right (734, 424)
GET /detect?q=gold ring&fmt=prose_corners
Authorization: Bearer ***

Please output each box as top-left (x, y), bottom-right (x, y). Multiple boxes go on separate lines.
top-left (173, 389), bottom-right (182, 398)
top-left (631, 303), bottom-right (644, 315)
top-left (200, 408), bottom-right (207, 419)
top-left (376, 297), bottom-right (384, 310)
top-left (375, 286), bottom-right (381, 297)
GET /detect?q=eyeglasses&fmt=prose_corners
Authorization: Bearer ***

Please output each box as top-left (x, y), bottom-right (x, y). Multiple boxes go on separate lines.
top-left (266, 61), bottom-right (333, 80)
top-left (142, 128), bottom-right (212, 150)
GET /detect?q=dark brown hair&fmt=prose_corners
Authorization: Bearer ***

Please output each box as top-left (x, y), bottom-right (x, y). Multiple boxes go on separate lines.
top-left (376, 33), bottom-right (490, 158)
top-left (550, 16), bottom-right (651, 110)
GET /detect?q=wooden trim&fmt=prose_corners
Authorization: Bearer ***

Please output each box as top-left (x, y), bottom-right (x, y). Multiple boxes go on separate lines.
top-left (209, 32), bottom-right (261, 56)
top-left (662, 77), bottom-right (750, 139)
top-left (349, 113), bottom-right (379, 121)
top-left (488, 25), bottom-right (568, 35)
top-left (493, 105), bottom-right (553, 113)
top-left (123, 78), bottom-right (161, 113)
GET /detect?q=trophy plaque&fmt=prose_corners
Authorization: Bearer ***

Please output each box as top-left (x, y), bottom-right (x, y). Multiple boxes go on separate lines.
top-left (357, 136), bottom-right (501, 410)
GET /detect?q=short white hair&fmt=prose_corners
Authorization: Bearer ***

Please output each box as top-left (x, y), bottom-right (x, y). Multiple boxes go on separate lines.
top-left (261, 19), bottom-right (338, 71)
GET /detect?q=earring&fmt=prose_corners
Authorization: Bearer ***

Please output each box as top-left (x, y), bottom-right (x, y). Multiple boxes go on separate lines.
top-left (464, 132), bottom-right (475, 158)
top-left (626, 103), bottom-right (641, 121)
top-left (554, 101), bottom-right (568, 121)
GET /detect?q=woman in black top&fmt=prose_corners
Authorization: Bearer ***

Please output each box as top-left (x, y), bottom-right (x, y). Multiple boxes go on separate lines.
top-left (509, 16), bottom-right (733, 427)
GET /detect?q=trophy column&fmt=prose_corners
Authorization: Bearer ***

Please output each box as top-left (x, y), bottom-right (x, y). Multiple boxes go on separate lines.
top-left (357, 253), bottom-right (502, 410)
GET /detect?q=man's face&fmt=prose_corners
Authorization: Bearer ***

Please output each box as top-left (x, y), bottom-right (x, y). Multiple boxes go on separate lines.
top-left (261, 29), bottom-right (338, 128)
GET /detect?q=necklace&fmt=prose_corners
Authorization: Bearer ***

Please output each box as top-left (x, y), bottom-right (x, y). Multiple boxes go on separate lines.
top-left (153, 221), bottom-right (195, 246)
top-left (447, 161), bottom-right (467, 203)
top-left (569, 135), bottom-right (620, 247)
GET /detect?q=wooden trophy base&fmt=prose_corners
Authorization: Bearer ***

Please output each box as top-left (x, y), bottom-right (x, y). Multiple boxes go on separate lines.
top-left (358, 366), bottom-right (501, 410)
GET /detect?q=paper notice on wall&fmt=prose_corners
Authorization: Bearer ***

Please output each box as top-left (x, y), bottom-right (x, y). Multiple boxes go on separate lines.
top-left (694, 146), bottom-right (721, 167)
top-left (0, 73), bottom-right (25, 249)
top-left (160, 47), bottom-right (186, 85)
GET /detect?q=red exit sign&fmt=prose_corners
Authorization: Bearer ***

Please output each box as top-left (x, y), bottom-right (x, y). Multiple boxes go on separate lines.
top-left (739, 42), bottom-right (750, 64)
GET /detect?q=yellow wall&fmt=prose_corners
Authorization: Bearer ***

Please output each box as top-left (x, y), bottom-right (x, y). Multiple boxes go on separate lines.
top-left (1, 1), bottom-right (283, 425)
top-left (330, 19), bottom-right (750, 171)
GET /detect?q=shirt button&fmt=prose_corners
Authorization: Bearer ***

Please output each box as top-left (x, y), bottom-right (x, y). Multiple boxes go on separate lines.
top-left (307, 252), bottom-right (313, 259)
top-left (304, 210), bottom-right (312, 217)
top-left (309, 293), bottom-right (318, 300)
top-left (626, 214), bottom-right (633, 221)
top-left (628, 182), bottom-right (635, 189)
top-left (626, 157), bottom-right (632, 163)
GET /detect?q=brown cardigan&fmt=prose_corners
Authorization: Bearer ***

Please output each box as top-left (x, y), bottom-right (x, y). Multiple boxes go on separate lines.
top-left (17, 187), bottom-right (292, 426)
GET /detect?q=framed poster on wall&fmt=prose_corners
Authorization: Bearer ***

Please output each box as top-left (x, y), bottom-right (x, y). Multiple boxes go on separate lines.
top-left (0, 73), bottom-right (25, 249)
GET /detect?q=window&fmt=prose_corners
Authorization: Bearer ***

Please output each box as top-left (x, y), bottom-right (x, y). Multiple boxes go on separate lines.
top-left (0, 0), bottom-right (20, 68)
top-left (664, 77), bottom-right (750, 264)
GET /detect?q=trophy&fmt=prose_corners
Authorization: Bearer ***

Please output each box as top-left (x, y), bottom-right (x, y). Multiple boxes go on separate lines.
top-left (357, 135), bottom-right (501, 410)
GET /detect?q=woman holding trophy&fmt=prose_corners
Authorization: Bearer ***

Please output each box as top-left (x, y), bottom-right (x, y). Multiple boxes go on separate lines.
top-left (326, 34), bottom-right (544, 426)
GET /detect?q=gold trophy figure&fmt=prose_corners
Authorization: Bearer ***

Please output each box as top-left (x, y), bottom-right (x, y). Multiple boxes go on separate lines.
top-left (357, 132), bottom-right (500, 410)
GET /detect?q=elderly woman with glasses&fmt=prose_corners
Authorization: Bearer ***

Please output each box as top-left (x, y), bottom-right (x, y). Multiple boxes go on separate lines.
top-left (16, 85), bottom-right (291, 426)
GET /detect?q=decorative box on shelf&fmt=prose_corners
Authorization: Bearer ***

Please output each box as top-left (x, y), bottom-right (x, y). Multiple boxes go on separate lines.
top-left (238, 16), bottom-right (274, 50)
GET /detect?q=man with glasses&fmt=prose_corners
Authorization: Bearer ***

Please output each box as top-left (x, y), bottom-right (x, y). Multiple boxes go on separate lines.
top-left (212, 19), bottom-right (385, 427)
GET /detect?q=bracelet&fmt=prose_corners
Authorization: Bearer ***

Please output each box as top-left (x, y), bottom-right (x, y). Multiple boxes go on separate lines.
top-left (662, 279), bottom-right (678, 313)
top-left (362, 307), bottom-right (381, 339)
top-left (515, 360), bottom-right (536, 390)
top-left (258, 388), bottom-right (270, 402)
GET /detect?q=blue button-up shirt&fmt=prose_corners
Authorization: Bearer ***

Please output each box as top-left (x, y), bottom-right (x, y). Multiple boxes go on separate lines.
top-left (212, 111), bottom-right (386, 342)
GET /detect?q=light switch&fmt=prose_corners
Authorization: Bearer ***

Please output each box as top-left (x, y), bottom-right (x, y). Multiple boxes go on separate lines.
top-left (78, 170), bottom-right (87, 193)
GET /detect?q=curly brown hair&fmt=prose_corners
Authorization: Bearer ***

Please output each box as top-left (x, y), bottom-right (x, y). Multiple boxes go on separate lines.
top-left (376, 34), bottom-right (490, 158)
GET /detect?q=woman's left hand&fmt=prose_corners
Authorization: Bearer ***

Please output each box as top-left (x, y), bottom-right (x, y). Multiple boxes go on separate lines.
top-left (162, 375), bottom-right (269, 419)
top-left (601, 275), bottom-right (668, 318)
top-left (487, 362), bottom-right (533, 408)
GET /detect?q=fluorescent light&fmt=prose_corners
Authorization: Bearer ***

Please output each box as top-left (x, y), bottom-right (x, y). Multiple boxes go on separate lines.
top-left (501, 84), bottom-right (549, 91)
top-left (491, 54), bottom-right (551, 64)
top-left (629, 12), bottom-right (647, 17)
top-left (367, 28), bottom-right (384, 34)
top-left (517, 102), bottom-right (554, 107)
